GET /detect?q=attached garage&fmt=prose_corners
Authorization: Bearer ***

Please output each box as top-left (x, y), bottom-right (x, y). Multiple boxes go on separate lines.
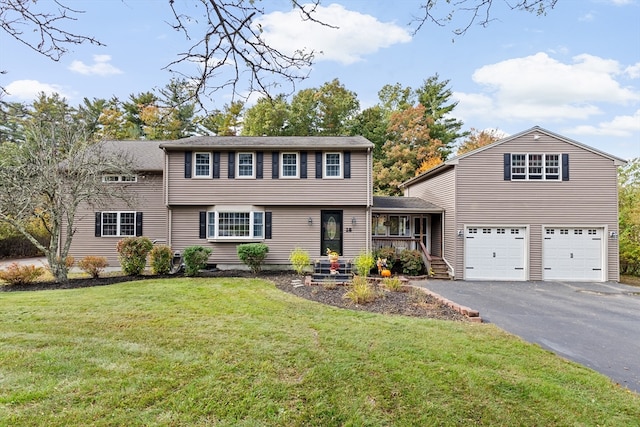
top-left (464, 227), bottom-right (527, 280)
top-left (543, 228), bottom-right (604, 282)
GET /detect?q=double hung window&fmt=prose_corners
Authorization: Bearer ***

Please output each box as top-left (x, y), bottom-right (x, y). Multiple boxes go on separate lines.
top-left (194, 152), bottom-right (212, 178)
top-left (102, 174), bottom-right (137, 183)
top-left (511, 154), bottom-right (561, 181)
top-left (324, 153), bottom-right (342, 178)
top-left (101, 212), bottom-right (135, 237)
top-left (237, 153), bottom-right (255, 178)
top-left (281, 153), bottom-right (299, 178)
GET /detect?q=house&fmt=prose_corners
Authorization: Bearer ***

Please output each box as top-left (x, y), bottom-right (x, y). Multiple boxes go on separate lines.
top-left (401, 126), bottom-right (627, 282)
top-left (63, 127), bottom-right (625, 282)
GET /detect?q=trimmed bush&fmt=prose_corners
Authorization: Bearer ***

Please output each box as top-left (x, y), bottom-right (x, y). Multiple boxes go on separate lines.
top-left (237, 243), bottom-right (269, 273)
top-left (183, 246), bottom-right (212, 276)
top-left (399, 249), bottom-right (424, 276)
top-left (353, 251), bottom-right (375, 277)
top-left (375, 246), bottom-right (397, 270)
top-left (149, 245), bottom-right (173, 275)
top-left (116, 237), bottom-right (153, 276)
top-left (77, 256), bottom-right (108, 278)
top-left (289, 247), bottom-right (310, 275)
top-left (0, 262), bottom-right (44, 285)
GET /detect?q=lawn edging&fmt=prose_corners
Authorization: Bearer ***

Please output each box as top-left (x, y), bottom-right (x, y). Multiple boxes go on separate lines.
top-left (408, 284), bottom-right (483, 323)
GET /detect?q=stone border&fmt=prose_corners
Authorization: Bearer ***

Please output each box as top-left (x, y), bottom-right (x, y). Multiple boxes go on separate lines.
top-left (408, 284), bottom-right (483, 323)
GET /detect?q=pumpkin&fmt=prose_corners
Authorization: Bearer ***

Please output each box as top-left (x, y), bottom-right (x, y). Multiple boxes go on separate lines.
top-left (381, 269), bottom-right (392, 278)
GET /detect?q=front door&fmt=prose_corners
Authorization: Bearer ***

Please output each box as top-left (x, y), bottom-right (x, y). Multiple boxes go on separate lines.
top-left (414, 216), bottom-right (430, 252)
top-left (321, 210), bottom-right (343, 256)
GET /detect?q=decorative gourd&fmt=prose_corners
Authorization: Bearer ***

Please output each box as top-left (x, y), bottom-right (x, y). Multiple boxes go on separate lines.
top-left (381, 269), bottom-right (392, 278)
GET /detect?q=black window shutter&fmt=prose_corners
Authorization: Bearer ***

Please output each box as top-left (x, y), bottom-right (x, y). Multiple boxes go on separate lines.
top-left (265, 212), bottom-right (272, 239)
top-left (315, 152), bottom-right (322, 179)
top-left (213, 152), bottom-right (220, 179)
top-left (228, 152), bottom-right (235, 179)
top-left (135, 212), bottom-right (143, 237)
top-left (272, 152), bottom-right (279, 179)
top-left (562, 153), bottom-right (569, 181)
top-left (504, 153), bottom-right (511, 180)
top-left (199, 211), bottom-right (207, 239)
top-left (185, 151), bottom-right (192, 178)
top-left (95, 212), bottom-right (102, 237)
top-left (344, 151), bottom-right (351, 179)
top-left (256, 152), bottom-right (264, 179)
top-left (300, 152), bottom-right (307, 179)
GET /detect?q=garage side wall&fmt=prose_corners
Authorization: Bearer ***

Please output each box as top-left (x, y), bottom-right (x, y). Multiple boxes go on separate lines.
top-left (405, 167), bottom-right (457, 274)
top-left (454, 134), bottom-right (620, 281)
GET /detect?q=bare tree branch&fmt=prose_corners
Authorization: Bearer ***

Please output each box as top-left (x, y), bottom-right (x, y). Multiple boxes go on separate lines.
top-left (412, 0), bottom-right (558, 36)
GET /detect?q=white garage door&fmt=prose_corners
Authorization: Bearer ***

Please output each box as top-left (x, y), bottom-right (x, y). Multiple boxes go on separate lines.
top-left (543, 228), bottom-right (603, 281)
top-left (465, 227), bottom-right (526, 280)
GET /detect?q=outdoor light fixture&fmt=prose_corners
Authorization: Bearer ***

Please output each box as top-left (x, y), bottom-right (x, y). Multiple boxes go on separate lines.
top-left (457, 230), bottom-right (463, 237)
top-left (352, 217), bottom-right (357, 225)
top-left (308, 217), bottom-right (313, 225)
top-left (609, 231), bottom-right (618, 239)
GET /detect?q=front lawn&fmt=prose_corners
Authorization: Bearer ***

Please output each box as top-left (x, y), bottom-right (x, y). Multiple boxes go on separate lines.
top-left (0, 278), bottom-right (638, 426)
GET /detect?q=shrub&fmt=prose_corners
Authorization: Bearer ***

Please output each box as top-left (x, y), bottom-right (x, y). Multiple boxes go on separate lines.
top-left (0, 262), bottom-right (44, 285)
top-left (149, 245), bottom-right (173, 275)
top-left (289, 247), bottom-right (310, 275)
top-left (353, 251), bottom-right (375, 277)
top-left (382, 276), bottom-right (404, 292)
top-left (375, 246), bottom-right (397, 270)
top-left (183, 246), bottom-right (212, 276)
top-left (343, 275), bottom-right (377, 304)
top-left (77, 256), bottom-right (108, 278)
top-left (116, 237), bottom-right (153, 276)
top-left (237, 243), bottom-right (269, 274)
top-left (399, 249), bottom-right (424, 276)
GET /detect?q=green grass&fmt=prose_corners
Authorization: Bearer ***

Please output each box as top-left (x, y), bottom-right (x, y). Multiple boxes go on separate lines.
top-left (1, 278), bottom-right (638, 426)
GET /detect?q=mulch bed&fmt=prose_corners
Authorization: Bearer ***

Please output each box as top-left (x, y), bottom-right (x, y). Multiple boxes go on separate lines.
top-left (1, 269), bottom-right (468, 322)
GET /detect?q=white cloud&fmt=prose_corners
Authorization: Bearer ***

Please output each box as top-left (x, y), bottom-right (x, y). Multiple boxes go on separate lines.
top-left (578, 12), bottom-right (595, 22)
top-left (4, 80), bottom-right (69, 100)
top-left (625, 62), bottom-right (640, 78)
top-left (568, 110), bottom-right (640, 137)
top-left (454, 52), bottom-right (640, 123)
top-left (255, 3), bottom-right (411, 65)
top-left (68, 54), bottom-right (123, 76)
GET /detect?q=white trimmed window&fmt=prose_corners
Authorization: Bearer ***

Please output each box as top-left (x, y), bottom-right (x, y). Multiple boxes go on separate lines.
top-left (511, 154), bottom-right (561, 181)
top-left (101, 212), bottom-right (135, 237)
top-left (237, 152), bottom-right (255, 178)
top-left (389, 215), bottom-right (410, 236)
top-left (324, 152), bottom-right (342, 178)
top-left (281, 152), bottom-right (299, 178)
top-left (194, 152), bottom-right (212, 178)
top-left (102, 174), bottom-right (137, 183)
top-left (207, 210), bottom-right (264, 239)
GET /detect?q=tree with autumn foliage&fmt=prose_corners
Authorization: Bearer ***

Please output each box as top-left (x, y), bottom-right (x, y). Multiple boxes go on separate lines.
top-left (373, 104), bottom-right (444, 195)
top-left (456, 128), bottom-right (503, 155)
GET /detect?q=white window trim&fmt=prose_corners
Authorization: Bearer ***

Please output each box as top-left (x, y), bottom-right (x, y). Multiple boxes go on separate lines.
top-left (324, 152), bottom-right (342, 179)
top-left (511, 153), bottom-right (561, 181)
top-left (237, 152), bottom-right (255, 179)
top-left (206, 208), bottom-right (265, 240)
top-left (193, 152), bottom-right (212, 178)
top-left (102, 174), bottom-right (138, 183)
top-left (101, 211), bottom-right (136, 237)
top-left (281, 152), bottom-right (299, 179)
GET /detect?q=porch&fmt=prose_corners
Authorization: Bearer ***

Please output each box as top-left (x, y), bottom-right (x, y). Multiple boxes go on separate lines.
top-left (371, 196), bottom-right (450, 279)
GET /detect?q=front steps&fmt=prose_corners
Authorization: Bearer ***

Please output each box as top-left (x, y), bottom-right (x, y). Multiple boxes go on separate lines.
top-left (309, 260), bottom-right (353, 285)
top-left (429, 257), bottom-right (450, 280)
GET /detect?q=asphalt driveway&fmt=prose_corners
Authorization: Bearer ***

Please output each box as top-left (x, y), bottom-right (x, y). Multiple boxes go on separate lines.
top-left (412, 279), bottom-right (640, 394)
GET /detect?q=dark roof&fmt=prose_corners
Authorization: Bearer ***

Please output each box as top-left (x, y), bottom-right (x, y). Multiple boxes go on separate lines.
top-left (159, 135), bottom-right (374, 150)
top-left (104, 140), bottom-right (164, 171)
top-left (373, 196), bottom-right (442, 212)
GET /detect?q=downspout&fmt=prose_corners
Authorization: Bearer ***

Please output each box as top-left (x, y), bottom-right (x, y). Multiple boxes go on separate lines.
top-left (163, 148), bottom-right (172, 248)
top-left (366, 147), bottom-right (371, 253)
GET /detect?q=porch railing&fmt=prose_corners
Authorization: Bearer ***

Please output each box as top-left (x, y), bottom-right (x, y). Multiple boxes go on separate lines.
top-left (372, 237), bottom-right (421, 252)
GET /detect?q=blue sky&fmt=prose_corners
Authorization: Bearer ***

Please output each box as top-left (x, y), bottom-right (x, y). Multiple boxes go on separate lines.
top-left (1, 0), bottom-right (639, 160)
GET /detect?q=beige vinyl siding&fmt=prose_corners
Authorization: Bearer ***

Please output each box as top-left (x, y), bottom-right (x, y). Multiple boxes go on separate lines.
top-left (454, 134), bottom-right (620, 281)
top-left (166, 150), bottom-right (370, 206)
top-left (65, 174), bottom-right (168, 267)
top-left (169, 206), bottom-right (368, 268)
top-left (405, 167), bottom-right (457, 274)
